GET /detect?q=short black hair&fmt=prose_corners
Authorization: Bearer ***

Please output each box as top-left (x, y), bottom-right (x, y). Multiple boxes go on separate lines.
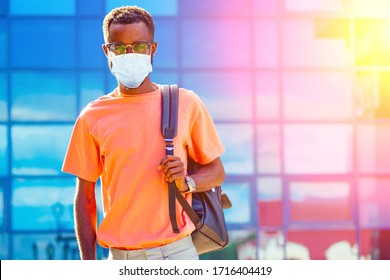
top-left (102, 6), bottom-right (155, 43)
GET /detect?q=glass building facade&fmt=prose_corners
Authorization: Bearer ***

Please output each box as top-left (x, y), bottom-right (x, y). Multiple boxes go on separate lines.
top-left (1, 0), bottom-right (390, 259)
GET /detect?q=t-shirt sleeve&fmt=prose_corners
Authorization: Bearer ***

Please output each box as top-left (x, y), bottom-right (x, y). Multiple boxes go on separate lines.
top-left (62, 109), bottom-right (102, 182)
top-left (186, 93), bottom-right (225, 164)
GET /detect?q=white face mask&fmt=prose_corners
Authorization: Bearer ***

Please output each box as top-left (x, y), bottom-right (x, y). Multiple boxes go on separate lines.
top-left (110, 53), bottom-right (153, 89)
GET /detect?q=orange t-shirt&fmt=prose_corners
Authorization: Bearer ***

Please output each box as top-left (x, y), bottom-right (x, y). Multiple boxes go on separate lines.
top-left (62, 86), bottom-right (225, 250)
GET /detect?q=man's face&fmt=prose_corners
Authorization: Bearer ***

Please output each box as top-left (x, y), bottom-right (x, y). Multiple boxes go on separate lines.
top-left (103, 21), bottom-right (157, 63)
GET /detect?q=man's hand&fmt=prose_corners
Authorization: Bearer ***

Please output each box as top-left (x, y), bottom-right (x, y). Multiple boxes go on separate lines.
top-left (159, 156), bottom-right (225, 193)
top-left (159, 155), bottom-right (188, 192)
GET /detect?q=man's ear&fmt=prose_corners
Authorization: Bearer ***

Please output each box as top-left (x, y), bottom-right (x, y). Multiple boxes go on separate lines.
top-left (102, 44), bottom-right (109, 57)
top-left (102, 44), bottom-right (112, 69)
top-left (151, 42), bottom-right (158, 56)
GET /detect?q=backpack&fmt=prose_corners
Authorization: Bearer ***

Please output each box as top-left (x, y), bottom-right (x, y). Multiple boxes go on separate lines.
top-left (161, 84), bottom-right (231, 255)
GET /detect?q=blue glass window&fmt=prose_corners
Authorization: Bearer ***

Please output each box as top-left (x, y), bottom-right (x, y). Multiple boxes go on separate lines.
top-left (254, 0), bottom-right (279, 16)
top-left (0, 125), bottom-right (7, 176)
top-left (223, 182), bottom-right (251, 224)
top-left (106, 0), bottom-right (178, 16)
top-left (10, 0), bottom-right (75, 15)
top-left (11, 71), bottom-right (77, 121)
top-left (80, 72), bottom-right (105, 110)
top-left (217, 124), bottom-right (254, 174)
top-left (283, 72), bottom-right (353, 120)
top-left (282, 19), bottom-right (351, 68)
top-left (0, 233), bottom-right (9, 260)
top-left (11, 125), bottom-right (73, 175)
top-left (258, 177), bottom-right (282, 227)
top-left (256, 72), bottom-right (280, 120)
top-left (289, 181), bottom-right (351, 223)
top-left (181, 20), bottom-right (251, 69)
top-left (0, 186), bottom-right (4, 228)
top-left (79, 0), bottom-right (104, 16)
top-left (150, 71), bottom-right (179, 86)
top-left (154, 19), bottom-right (178, 69)
top-left (0, 233), bottom-right (7, 259)
top-left (0, 73), bottom-right (7, 121)
top-left (182, 72), bottom-right (252, 121)
top-left (12, 178), bottom-right (75, 231)
top-left (0, 0), bottom-right (5, 15)
top-left (181, 0), bottom-right (250, 16)
top-left (359, 178), bottom-right (390, 227)
top-left (255, 20), bottom-right (279, 68)
top-left (107, 72), bottom-right (117, 90)
top-left (284, 124), bottom-right (353, 174)
top-left (357, 124), bottom-right (390, 173)
top-left (11, 20), bottom-right (76, 68)
top-left (0, 20), bottom-right (6, 67)
top-left (12, 233), bottom-right (78, 260)
top-left (79, 19), bottom-right (106, 68)
top-left (257, 125), bottom-right (281, 174)
top-left (284, 0), bottom-right (348, 13)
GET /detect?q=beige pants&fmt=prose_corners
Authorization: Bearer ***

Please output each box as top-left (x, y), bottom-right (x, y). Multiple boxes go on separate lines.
top-left (108, 236), bottom-right (199, 260)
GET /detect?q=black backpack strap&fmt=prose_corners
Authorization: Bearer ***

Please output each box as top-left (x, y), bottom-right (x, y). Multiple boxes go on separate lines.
top-left (174, 187), bottom-right (201, 227)
top-left (161, 84), bottom-right (178, 142)
top-left (161, 84), bottom-right (180, 233)
top-left (162, 85), bottom-right (224, 232)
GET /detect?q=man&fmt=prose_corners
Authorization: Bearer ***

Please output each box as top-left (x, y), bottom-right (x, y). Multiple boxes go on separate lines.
top-left (62, 6), bottom-right (225, 260)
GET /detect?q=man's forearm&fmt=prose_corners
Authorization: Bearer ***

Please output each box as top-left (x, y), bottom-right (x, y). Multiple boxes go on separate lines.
top-left (74, 196), bottom-right (97, 260)
top-left (74, 178), bottom-right (98, 260)
top-left (191, 157), bottom-right (225, 193)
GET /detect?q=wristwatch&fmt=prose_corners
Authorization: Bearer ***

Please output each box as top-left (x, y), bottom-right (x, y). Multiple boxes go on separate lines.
top-left (185, 176), bottom-right (196, 193)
